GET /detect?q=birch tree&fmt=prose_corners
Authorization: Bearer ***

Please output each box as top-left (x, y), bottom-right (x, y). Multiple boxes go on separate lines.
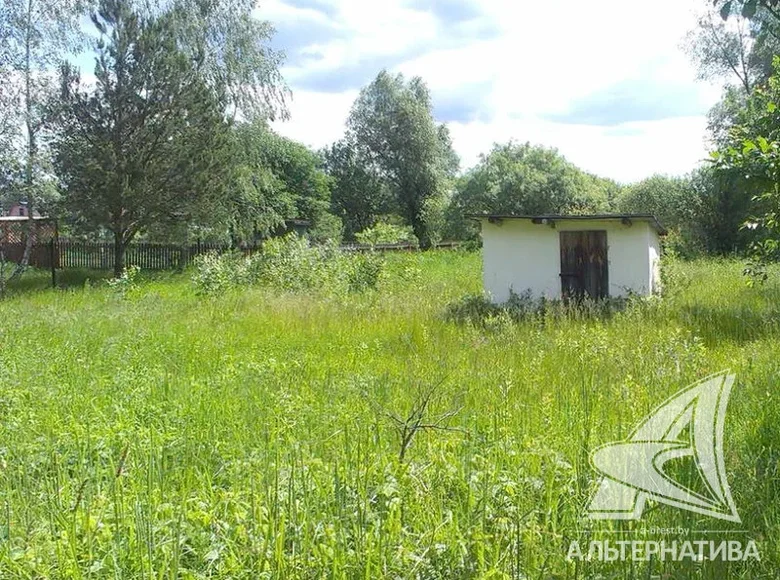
top-left (0, 0), bottom-right (90, 280)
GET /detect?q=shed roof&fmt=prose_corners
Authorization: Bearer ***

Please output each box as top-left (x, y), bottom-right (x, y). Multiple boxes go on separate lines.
top-left (468, 213), bottom-right (667, 236)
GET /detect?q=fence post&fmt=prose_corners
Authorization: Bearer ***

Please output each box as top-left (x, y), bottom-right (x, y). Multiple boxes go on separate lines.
top-left (50, 238), bottom-right (57, 288)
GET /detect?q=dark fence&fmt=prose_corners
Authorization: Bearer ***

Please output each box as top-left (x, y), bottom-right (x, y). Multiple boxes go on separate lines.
top-left (56, 240), bottom-right (239, 270)
top-left (341, 241), bottom-right (461, 252)
top-left (1, 242), bottom-right (58, 269)
top-left (4, 240), bottom-right (462, 272)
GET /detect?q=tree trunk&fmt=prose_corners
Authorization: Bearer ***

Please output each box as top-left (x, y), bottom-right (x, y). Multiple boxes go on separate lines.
top-left (411, 212), bottom-right (431, 250)
top-left (15, 127), bottom-right (37, 277)
top-left (113, 232), bottom-right (126, 278)
top-left (10, 0), bottom-right (36, 280)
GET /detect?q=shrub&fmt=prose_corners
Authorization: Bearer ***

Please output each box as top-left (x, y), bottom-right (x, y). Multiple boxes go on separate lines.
top-left (355, 222), bottom-right (417, 246)
top-left (191, 252), bottom-right (247, 296)
top-left (192, 234), bottom-right (384, 296)
top-left (248, 235), bottom-right (340, 291)
top-left (342, 252), bottom-right (384, 292)
top-left (444, 293), bottom-right (503, 324)
top-left (107, 265), bottom-right (141, 298)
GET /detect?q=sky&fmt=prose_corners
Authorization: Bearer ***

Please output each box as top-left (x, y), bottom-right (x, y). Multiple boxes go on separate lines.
top-left (262, 0), bottom-right (724, 183)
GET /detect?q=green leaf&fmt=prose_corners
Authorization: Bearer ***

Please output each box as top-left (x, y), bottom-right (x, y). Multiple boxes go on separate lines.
top-left (758, 136), bottom-right (770, 153)
top-left (768, 102), bottom-right (777, 113)
top-left (743, 140), bottom-right (757, 154)
top-left (720, 0), bottom-right (733, 20)
top-left (742, 0), bottom-right (758, 18)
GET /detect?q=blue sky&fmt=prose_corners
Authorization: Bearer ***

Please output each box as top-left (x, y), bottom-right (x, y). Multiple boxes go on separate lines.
top-left (263, 0), bottom-right (723, 183)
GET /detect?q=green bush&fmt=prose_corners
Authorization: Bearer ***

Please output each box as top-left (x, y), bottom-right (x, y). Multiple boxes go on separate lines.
top-left (248, 235), bottom-right (339, 291)
top-left (342, 252), bottom-right (384, 292)
top-left (192, 234), bottom-right (385, 295)
top-left (191, 252), bottom-right (247, 296)
top-left (445, 289), bottom-right (631, 326)
top-left (355, 222), bottom-right (417, 246)
top-left (106, 265), bottom-right (141, 298)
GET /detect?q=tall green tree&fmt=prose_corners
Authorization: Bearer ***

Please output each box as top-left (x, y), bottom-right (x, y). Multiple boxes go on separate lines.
top-left (347, 71), bottom-right (458, 248)
top-left (686, 7), bottom-right (757, 94)
top-left (713, 58), bottom-right (780, 279)
top-left (160, 0), bottom-right (289, 121)
top-left (684, 0), bottom-right (780, 256)
top-left (248, 126), bottom-right (338, 242)
top-left (451, 142), bottom-right (613, 216)
top-left (617, 174), bottom-right (712, 256)
top-left (0, 0), bottom-right (91, 276)
top-left (54, 0), bottom-right (233, 276)
top-left (322, 138), bottom-right (392, 240)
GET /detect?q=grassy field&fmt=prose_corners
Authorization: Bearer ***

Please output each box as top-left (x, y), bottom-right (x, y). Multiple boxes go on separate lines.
top-left (0, 251), bottom-right (779, 578)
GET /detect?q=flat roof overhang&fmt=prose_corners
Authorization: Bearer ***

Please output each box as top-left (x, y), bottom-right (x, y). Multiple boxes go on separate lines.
top-left (466, 213), bottom-right (667, 236)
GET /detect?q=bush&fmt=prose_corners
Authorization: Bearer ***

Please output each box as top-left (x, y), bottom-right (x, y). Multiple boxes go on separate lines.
top-left (355, 222), bottom-right (417, 246)
top-left (248, 235), bottom-right (338, 291)
top-left (107, 265), bottom-right (141, 298)
top-left (191, 252), bottom-right (247, 296)
top-left (343, 252), bottom-right (384, 292)
top-left (192, 234), bottom-right (385, 296)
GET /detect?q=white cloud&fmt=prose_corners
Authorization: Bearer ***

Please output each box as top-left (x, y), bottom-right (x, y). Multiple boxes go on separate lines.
top-left (267, 0), bottom-right (724, 182)
top-left (277, 89), bottom-right (358, 150)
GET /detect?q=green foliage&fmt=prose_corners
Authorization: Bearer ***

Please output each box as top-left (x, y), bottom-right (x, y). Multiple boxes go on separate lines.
top-left (714, 58), bottom-right (780, 279)
top-left (322, 138), bottom-right (393, 240)
top-left (445, 289), bottom-right (630, 328)
top-left (106, 264), bottom-right (140, 297)
top-left (248, 235), bottom-right (341, 292)
top-left (449, 142), bottom-right (617, 233)
top-left (164, 0), bottom-right (288, 121)
top-left (191, 251), bottom-right (246, 295)
top-left (216, 122), bottom-right (298, 242)
top-left (4, 255), bottom-right (780, 577)
top-left (617, 174), bottom-right (708, 257)
top-left (686, 1), bottom-right (780, 257)
top-left (54, 0), bottom-right (234, 276)
top-left (192, 234), bottom-right (383, 295)
top-left (343, 251), bottom-right (384, 292)
top-left (347, 70), bottom-right (458, 248)
top-left (355, 222), bottom-right (417, 246)
top-left (713, 0), bottom-right (780, 22)
top-left (685, 7), bottom-right (757, 94)
top-left (307, 211), bottom-right (344, 244)
top-left (0, 0), bottom-right (91, 278)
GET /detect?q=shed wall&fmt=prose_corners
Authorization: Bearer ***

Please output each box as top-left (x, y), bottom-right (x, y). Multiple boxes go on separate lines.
top-left (481, 219), bottom-right (656, 302)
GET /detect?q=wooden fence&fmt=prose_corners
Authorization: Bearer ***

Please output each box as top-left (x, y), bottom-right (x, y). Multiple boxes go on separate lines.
top-left (6, 240), bottom-right (462, 272)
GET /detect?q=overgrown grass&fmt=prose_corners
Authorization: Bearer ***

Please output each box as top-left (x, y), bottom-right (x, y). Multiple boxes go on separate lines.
top-left (0, 252), bottom-right (778, 578)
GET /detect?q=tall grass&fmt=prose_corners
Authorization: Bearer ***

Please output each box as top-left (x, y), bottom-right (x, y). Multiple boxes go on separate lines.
top-left (0, 252), bottom-right (778, 578)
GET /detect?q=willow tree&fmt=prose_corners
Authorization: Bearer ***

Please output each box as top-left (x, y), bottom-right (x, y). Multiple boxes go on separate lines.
top-left (347, 71), bottom-right (458, 249)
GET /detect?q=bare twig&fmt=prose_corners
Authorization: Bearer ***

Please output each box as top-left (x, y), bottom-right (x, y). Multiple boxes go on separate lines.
top-left (367, 378), bottom-right (468, 462)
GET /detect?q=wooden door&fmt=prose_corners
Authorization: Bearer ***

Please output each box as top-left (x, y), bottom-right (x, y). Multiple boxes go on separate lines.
top-left (559, 231), bottom-right (608, 300)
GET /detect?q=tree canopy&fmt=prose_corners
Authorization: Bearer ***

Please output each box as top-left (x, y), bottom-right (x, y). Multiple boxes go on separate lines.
top-left (54, 0), bottom-right (234, 275)
top-left (451, 142), bottom-right (615, 215)
top-left (347, 71), bottom-right (458, 248)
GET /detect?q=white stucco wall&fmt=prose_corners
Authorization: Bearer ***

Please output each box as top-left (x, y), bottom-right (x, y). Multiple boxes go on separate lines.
top-left (480, 218), bottom-right (659, 302)
top-left (648, 228), bottom-right (662, 294)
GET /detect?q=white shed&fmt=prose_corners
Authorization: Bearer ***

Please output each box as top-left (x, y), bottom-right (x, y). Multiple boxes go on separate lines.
top-left (472, 214), bottom-right (666, 302)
